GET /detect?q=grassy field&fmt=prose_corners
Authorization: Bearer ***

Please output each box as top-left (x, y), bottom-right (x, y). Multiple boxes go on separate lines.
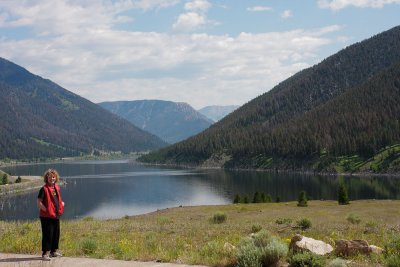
top-left (0, 200), bottom-right (399, 266)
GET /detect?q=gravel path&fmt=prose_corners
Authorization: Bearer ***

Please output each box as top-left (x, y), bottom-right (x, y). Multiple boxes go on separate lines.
top-left (0, 253), bottom-right (208, 267)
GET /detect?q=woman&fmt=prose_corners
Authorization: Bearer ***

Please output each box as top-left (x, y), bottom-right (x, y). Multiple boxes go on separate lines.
top-left (37, 169), bottom-right (65, 261)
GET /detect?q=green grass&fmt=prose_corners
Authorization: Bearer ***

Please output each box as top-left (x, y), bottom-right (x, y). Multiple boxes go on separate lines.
top-left (1, 200), bottom-right (399, 266)
top-left (360, 144), bottom-right (400, 173)
top-left (315, 144), bottom-right (400, 174)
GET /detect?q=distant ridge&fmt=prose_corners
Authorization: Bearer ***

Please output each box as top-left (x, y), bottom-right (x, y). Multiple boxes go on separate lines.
top-left (99, 100), bottom-right (213, 144)
top-left (198, 105), bottom-right (239, 122)
top-left (140, 26), bottom-right (400, 172)
top-left (0, 58), bottom-right (166, 159)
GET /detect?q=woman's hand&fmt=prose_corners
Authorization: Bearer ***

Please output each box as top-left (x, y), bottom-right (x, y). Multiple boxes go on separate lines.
top-left (37, 199), bottom-right (47, 212)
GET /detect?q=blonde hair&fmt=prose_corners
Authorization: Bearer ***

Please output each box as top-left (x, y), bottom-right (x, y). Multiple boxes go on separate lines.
top-left (43, 169), bottom-right (60, 184)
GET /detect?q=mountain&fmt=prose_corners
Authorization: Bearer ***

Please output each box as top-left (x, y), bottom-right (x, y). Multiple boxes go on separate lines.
top-left (0, 58), bottom-right (166, 159)
top-left (198, 105), bottom-right (239, 122)
top-left (140, 26), bottom-right (400, 172)
top-left (98, 100), bottom-right (213, 144)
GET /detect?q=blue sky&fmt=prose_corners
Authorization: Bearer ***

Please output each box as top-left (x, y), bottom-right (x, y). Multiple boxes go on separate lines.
top-left (0, 0), bottom-right (399, 109)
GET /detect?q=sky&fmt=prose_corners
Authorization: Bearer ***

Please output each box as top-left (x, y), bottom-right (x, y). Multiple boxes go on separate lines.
top-left (0, 1), bottom-right (399, 109)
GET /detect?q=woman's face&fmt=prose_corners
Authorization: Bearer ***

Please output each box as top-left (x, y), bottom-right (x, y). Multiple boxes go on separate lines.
top-left (47, 173), bottom-right (57, 185)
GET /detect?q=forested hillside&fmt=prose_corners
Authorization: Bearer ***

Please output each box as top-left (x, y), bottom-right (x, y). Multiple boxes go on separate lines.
top-left (0, 58), bottom-right (166, 160)
top-left (99, 100), bottom-right (212, 144)
top-left (140, 26), bottom-right (400, 172)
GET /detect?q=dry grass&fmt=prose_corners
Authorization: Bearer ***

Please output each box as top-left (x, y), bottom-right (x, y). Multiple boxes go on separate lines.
top-left (0, 176), bottom-right (42, 195)
top-left (1, 200), bottom-right (399, 266)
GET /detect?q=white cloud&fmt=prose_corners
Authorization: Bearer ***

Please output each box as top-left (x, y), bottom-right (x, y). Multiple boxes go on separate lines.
top-left (130, 0), bottom-right (182, 10)
top-left (318, 0), bottom-right (400, 10)
top-left (247, 6), bottom-right (273, 12)
top-left (173, 0), bottom-right (213, 32)
top-left (0, 0), bottom-right (181, 35)
top-left (172, 12), bottom-right (207, 31)
top-left (0, 0), bottom-right (342, 108)
top-left (184, 0), bottom-right (210, 12)
top-left (281, 9), bottom-right (293, 18)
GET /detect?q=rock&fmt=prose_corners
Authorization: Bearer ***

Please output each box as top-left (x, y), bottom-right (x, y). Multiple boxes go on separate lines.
top-left (369, 245), bottom-right (384, 254)
top-left (223, 242), bottom-right (236, 252)
top-left (290, 234), bottom-right (334, 255)
top-left (335, 239), bottom-right (371, 256)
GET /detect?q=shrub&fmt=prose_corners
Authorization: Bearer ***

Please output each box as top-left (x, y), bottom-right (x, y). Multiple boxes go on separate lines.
top-left (384, 233), bottom-right (400, 255)
top-left (289, 251), bottom-right (326, 267)
top-left (251, 224), bottom-right (262, 233)
top-left (236, 230), bottom-right (288, 267)
top-left (233, 194), bottom-right (241, 204)
top-left (297, 191), bottom-right (308, 207)
top-left (253, 230), bottom-right (273, 247)
top-left (80, 238), bottom-right (97, 255)
top-left (346, 213), bottom-right (361, 224)
top-left (243, 196), bottom-right (249, 204)
top-left (15, 176), bottom-right (22, 183)
top-left (1, 173), bottom-right (9, 185)
top-left (386, 255), bottom-right (400, 267)
top-left (385, 233), bottom-right (400, 267)
top-left (212, 212), bottom-right (227, 224)
top-left (275, 218), bottom-right (292, 225)
top-left (236, 238), bottom-right (262, 267)
top-left (260, 237), bottom-right (288, 266)
top-left (296, 218), bottom-right (312, 230)
top-left (276, 196), bottom-right (281, 203)
top-left (338, 183), bottom-right (350, 205)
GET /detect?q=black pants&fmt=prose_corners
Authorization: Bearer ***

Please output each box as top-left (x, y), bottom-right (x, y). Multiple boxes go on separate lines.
top-left (40, 217), bottom-right (60, 254)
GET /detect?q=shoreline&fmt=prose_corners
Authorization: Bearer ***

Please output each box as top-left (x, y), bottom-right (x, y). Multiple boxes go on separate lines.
top-left (0, 176), bottom-right (42, 196)
top-left (0, 151), bottom-right (145, 168)
top-left (2, 156), bottom-right (399, 177)
top-left (134, 160), bottom-right (400, 178)
top-left (0, 176), bottom-right (67, 197)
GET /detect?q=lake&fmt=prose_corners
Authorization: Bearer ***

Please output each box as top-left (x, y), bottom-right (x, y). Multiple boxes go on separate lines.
top-left (1, 160), bottom-right (399, 221)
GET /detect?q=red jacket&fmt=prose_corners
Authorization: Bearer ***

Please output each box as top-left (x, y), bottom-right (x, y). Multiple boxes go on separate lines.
top-left (39, 184), bottom-right (64, 219)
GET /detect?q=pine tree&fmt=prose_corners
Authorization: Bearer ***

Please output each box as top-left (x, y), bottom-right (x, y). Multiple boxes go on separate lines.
top-left (338, 183), bottom-right (350, 205)
top-left (233, 194), bottom-right (241, 204)
top-left (260, 192), bottom-right (266, 202)
top-left (1, 173), bottom-right (9, 185)
top-left (297, 190), bottom-right (308, 207)
top-left (253, 192), bottom-right (262, 203)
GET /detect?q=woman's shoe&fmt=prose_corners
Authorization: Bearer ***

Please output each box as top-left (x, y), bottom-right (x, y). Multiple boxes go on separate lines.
top-left (42, 254), bottom-right (51, 261)
top-left (50, 251), bottom-right (63, 257)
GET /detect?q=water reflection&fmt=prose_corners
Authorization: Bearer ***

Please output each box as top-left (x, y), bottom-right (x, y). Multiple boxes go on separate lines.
top-left (1, 160), bottom-right (399, 221)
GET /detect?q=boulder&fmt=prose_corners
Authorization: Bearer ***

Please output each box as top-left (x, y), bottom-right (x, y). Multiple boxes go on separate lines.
top-left (369, 245), bottom-right (384, 254)
top-left (290, 234), bottom-right (334, 255)
top-left (335, 239), bottom-right (371, 256)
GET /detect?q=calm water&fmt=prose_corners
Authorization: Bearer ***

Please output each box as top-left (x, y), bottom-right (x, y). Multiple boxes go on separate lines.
top-left (1, 160), bottom-right (399, 221)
